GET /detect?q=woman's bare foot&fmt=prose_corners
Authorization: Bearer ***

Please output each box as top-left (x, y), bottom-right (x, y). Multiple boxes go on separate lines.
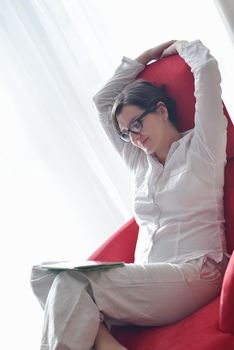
top-left (94, 323), bottom-right (128, 350)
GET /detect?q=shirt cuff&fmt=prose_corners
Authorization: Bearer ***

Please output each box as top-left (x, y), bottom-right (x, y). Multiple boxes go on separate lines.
top-left (116, 56), bottom-right (145, 72)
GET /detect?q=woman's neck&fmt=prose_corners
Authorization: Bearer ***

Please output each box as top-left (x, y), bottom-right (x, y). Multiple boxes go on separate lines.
top-left (155, 128), bottom-right (182, 165)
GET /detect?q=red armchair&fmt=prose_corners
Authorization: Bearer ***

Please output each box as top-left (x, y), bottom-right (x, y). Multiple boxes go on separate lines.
top-left (89, 55), bottom-right (234, 349)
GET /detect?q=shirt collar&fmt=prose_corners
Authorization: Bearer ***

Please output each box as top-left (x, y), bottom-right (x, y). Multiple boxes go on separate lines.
top-left (147, 129), bottom-right (193, 169)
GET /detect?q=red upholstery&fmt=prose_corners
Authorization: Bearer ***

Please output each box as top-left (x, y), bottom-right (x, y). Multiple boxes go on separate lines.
top-left (220, 159), bottom-right (234, 335)
top-left (88, 218), bottom-right (138, 263)
top-left (88, 54), bottom-right (234, 349)
top-left (224, 159), bottom-right (234, 253)
top-left (138, 55), bottom-right (196, 133)
top-left (220, 251), bottom-right (234, 334)
top-left (112, 298), bottom-right (234, 350)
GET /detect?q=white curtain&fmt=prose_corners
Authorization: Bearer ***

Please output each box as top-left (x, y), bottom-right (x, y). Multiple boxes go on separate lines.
top-left (214, 0), bottom-right (234, 45)
top-left (213, 0), bottom-right (234, 118)
top-left (0, 0), bottom-right (137, 264)
top-left (0, 1), bottom-right (233, 348)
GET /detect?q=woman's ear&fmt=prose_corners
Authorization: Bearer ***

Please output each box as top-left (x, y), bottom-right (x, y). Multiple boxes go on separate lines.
top-left (156, 102), bottom-right (168, 120)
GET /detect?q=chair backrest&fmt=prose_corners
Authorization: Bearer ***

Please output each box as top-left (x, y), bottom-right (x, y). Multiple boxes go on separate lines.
top-left (138, 55), bottom-right (234, 254)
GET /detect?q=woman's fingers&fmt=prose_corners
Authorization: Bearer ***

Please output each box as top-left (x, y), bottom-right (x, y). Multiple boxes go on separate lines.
top-left (135, 40), bottom-right (178, 65)
top-left (160, 42), bottom-right (178, 58)
top-left (149, 40), bottom-right (177, 60)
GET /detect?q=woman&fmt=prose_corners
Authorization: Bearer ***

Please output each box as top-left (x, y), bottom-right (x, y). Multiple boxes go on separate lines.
top-left (31, 40), bottom-right (229, 350)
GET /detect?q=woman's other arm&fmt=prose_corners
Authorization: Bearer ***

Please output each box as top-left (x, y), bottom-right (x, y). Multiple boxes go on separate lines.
top-left (162, 40), bottom-right (227, 162)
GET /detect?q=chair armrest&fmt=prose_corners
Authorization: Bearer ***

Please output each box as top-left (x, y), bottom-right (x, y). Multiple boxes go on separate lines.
top-left (219, 251), bottom-right (234, 334)
top-left (88, 217), bottom-right (138, 263)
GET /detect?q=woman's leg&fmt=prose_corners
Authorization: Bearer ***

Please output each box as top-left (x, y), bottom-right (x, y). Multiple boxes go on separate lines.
top-left (31, 256), bottom-right (224, 350)
top-left (31, 267), bottom-right (101, 350)
top-left (31, 266), bottom-right (127, 350)
top-left (31, 265), bottom-right (59, 309)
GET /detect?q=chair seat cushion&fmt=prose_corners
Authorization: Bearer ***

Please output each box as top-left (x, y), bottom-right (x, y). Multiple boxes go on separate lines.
top-left (112, 297), bottom-right (234, 350)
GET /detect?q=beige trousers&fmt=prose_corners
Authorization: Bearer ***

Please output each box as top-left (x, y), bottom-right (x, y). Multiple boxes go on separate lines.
top-left (31, 256), bottom-right (227, 350)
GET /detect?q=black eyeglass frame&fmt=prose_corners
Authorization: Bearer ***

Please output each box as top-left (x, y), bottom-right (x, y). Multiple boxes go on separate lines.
top-left (119, 105), bottom-right (157, 142)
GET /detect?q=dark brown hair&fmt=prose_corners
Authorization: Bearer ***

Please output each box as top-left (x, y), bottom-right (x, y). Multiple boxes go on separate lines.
top-left (111, 80), bottom-right (177, 133)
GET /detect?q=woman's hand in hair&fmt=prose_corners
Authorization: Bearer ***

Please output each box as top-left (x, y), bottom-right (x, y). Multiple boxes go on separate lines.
top-left (135, 40), bottom-right (177, 65)
top-left (160, 41), bottom-right (184, 58)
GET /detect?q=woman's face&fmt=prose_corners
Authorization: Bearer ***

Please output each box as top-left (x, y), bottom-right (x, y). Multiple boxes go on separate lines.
top-left (117, 104), bottom-right (169, 156)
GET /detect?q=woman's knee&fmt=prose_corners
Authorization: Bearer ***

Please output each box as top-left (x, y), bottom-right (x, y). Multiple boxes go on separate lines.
top-left (30, 266), bottom-right (59, 308)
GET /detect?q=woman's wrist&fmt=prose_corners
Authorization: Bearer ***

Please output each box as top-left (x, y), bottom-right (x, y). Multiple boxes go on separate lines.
top-left (135, 49), bottom-right (154, 66)
top-left (135, 40), bottom-right (179, 65)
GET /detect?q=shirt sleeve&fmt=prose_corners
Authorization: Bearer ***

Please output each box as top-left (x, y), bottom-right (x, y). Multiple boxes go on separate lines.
top-left (93, 57), bottom-right (146, 171)
top-left (176, 40), bottom-right (227, 163)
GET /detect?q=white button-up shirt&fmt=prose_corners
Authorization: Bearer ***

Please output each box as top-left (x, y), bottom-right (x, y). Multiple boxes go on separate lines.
top-left (93, 40), bottom-right (227, 264)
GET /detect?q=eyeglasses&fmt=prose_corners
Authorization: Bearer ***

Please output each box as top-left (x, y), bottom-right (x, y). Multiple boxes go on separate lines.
top-left (119, 106), bottom-right (156, 143)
